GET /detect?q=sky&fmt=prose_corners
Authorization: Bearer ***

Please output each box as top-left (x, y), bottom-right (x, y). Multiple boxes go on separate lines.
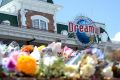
top-left (0, 0), bottom-right (1, 5)
top-left (0, 0), bottom-right (120, 41)
top-left (54, 0), bottom-right (120, 41)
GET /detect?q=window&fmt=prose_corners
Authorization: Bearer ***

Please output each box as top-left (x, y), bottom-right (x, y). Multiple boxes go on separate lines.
top-left (40, 20), bottom-right (46, 30)
top-left (32, 19), bottom-right (39, 29)
top-left (1, 20), bottom-right (10, 26)
top-left (31, 15), bottom-right (49, 31)
top-left (61, 30), bottom-right (68, 36)
top-left (32, 19), bottom-right (47, 30)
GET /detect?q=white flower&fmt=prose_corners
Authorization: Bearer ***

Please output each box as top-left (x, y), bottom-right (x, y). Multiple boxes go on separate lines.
top-left (80, 64), bottom-right (95, 78)
top-left (86, 56), bottom-right (95, 65)
top-left (101, 66), bottom-right (113, 78)
top-left (43, 56), bottom-right (57, 66)
top-left (30, 46), bottom-right (40, 64)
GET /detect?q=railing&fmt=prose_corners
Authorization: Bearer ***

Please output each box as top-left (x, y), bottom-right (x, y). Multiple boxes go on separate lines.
top-left (0, 24), bottom-right (78, 45)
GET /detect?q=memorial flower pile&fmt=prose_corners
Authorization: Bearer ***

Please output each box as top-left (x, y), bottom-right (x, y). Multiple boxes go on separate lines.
top-left (0, 41), bottom-right (120, 80)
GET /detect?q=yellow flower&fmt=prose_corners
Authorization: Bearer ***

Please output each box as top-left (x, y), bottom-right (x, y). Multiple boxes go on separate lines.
top-left (16, 55), bottom-right (37, 76)
top-left (38, 45), bottom-right (46, 51)
top-left (80, 64), bottom-right (95, 78)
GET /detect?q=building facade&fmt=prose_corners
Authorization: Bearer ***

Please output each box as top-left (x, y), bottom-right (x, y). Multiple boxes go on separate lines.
top-left (0, 0), bottom-right (109, 48)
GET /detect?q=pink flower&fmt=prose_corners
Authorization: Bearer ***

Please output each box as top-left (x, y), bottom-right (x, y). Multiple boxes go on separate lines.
top-left (2, 57), bottom-right (16, 72)
top-left (63, 46), bottom-right (73, 56)
top-left (10, 51), bottom-right (28, 63)
top-left (6, 58), bottom-right (16, 71)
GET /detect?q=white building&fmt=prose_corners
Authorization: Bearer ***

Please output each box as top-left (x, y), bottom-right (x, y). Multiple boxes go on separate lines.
top-left (0, 0), bottom-right (109, 48)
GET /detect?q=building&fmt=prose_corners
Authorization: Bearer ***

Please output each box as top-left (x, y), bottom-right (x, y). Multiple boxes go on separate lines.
top-left (0, 0), bottom-right (78, 47)
top-left (0, 0), bottom-right (109, 48)
top-left (98, 42), bottom-right (120, 53)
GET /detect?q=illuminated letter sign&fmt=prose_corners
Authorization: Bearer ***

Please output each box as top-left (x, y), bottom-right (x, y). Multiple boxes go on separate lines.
top-left (68, 16), bottom-right (100, 46)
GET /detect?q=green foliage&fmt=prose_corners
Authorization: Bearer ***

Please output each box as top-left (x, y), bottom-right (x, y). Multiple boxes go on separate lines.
top-left (37, 59), bottom-right (46, 77)
top-left (37, 57), bottom-right (65, 78)
top-left (48, 57), bottom-right (65, 77)
top-left (0, 64), bottom-right (3, 72)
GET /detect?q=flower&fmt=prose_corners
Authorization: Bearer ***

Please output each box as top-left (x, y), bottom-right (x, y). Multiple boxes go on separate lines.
top-left (6, 58), bottom-right (16, 72)
top-left (101, 66), bottom-right (113, 79)
top-left (47, 42), bottom-right (62, 56)
top-left (9, 51), bottom-right (28, 64)
top-left (9, 51), bottom-right (20, 62)
top-left (16, 55), bottom-right (37, 76)
top-left (2, 57), bottom-right (16, 72)
top-left (21, 45), bottom-right (34, 53)
top-left (43, 56), bottom-right (57, 66)
top-left (80, 54), bottom-right (98, 67)
top-left (30, 46), bottom-right (40, 64)
top-left (38, 45), bottom-right (46, 52)
top-left (80, 64), bottom-right (95, 79)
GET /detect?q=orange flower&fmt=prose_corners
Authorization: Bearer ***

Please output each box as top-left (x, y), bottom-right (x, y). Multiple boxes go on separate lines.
top-left (21, 45), bottom-right (34, 53)
top-left (16, 55), bottom-right (37, 76)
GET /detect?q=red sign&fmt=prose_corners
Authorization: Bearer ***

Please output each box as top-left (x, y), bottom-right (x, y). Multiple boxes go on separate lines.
top-left (68, 22), bottom-right (100, 34)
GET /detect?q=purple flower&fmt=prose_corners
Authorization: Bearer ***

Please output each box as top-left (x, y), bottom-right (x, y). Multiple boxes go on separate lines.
top-left (7, 59), bottom-right (16, 72)
top-left (3, 58), bottom-right (16, 72)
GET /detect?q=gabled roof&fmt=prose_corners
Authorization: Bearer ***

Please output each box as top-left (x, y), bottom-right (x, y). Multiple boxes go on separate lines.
top-left (0, 0), bottom-right (54, 7)
top-left (0, 0), bottom-right (13, 7)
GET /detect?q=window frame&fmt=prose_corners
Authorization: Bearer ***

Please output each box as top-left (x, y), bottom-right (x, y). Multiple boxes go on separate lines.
top-left (31, 15), bottom-right (49, 30)
top-left (32, 19), bottom-right (39, 29)
top-left (1, 20), bottom-right (11, 26)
